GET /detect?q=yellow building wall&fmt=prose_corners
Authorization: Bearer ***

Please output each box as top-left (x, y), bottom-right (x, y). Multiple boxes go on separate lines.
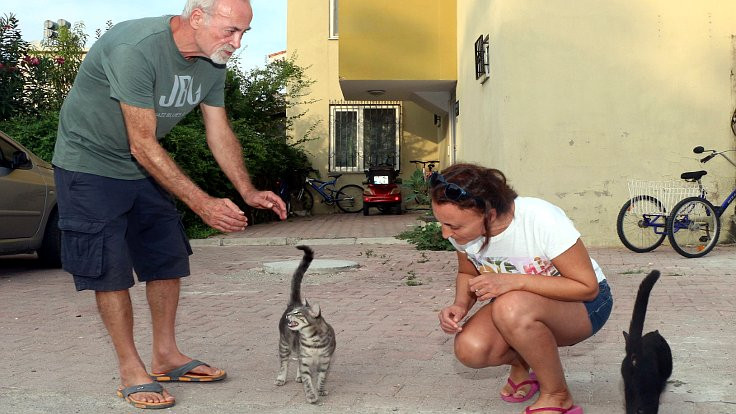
top-left (457, 0), bottom-right (736, 246)
top-left (339, 0), bottom-right (456, 81)
top-left (287, 0), bottom-right (441, 213)
top-left (401, 102), bottom-right (441, 176)
top-left (287, 0), bottom-right (339, 181)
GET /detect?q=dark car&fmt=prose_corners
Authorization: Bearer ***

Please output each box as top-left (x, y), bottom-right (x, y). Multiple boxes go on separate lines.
top-left (0, 130), bottom-right (61, 266)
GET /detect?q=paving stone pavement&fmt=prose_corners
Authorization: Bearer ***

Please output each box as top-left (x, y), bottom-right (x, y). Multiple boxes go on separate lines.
top-left (1, 212), bottom-right (735, 413)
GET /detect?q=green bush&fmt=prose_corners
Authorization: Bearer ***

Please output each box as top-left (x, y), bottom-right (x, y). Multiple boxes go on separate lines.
top-left (403, 169), bottom-right (430, 206)
top-left (0, 111), bottom-right (59, 160)
top-left (396, 222), bottom-right (455, 251)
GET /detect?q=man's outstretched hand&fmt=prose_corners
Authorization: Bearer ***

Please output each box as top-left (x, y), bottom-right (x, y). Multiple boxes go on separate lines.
top-left (197, 196), bottom-right (249, 233)
top-left (195, 191), bottom-right (287, 233)
top-left (244, 190), bottom-right (288, 220)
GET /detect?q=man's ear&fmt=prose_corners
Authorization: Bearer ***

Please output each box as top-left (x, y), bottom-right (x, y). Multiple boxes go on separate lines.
top-left (190, 8), bottom-right (207, 29)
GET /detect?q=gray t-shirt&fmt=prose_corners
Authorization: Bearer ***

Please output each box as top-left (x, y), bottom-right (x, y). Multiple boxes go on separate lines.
top-left (53, 15), bottom-right (226, 179)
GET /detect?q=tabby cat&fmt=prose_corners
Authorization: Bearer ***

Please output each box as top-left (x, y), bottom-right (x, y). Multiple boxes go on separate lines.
top-left (275, 245), bottom-right (336, 404)
top-left (621, 270), bottom-right (673, 414)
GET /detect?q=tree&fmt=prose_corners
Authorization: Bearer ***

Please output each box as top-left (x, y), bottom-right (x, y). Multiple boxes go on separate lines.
top-left (0, 13), bottom-right (30, 120)
top-left (225, 54), bottom-right (318, 141)
top-left (41, 21), bottom-right (87, 110)
top-left (0, 13), bottom-right (87, 120)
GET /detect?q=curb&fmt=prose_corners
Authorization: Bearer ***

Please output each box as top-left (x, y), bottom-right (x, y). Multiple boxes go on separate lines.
top-left (189, 236), bottom-right (409, 247)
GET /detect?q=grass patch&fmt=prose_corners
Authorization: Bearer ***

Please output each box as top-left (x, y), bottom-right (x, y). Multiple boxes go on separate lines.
top-left (405, 270), bottom-right (423, 286)
top-left (396, 222), bottom-right (454, 251)
top-left (186, 223), bottom-right (221, 240)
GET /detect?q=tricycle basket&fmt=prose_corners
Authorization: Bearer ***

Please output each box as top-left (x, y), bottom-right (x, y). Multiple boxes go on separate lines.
top-left (626, 179), bottom-right (706, 215)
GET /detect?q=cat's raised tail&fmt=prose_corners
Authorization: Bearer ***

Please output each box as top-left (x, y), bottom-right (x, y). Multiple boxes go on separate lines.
top-left (624, 270), bottom-right (660, 347)
top-left (290, 245), bottom-right (314, 306)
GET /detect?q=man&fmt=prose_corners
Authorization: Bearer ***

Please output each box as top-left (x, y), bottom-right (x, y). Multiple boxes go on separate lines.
top-left (51, 0), bottom-right (285, 409)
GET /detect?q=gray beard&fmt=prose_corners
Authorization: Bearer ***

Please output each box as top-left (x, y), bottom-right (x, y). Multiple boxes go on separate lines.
top-left (210, 51), bottom-right (230, 65)
top-left (210, 46), bottom-right (235, 65)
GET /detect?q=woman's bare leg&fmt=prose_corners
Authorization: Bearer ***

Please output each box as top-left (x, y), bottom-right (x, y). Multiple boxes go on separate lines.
top-left (453, 303), bottom-right (535, 399)
top-left (492, 291), bottom-right (591, 413)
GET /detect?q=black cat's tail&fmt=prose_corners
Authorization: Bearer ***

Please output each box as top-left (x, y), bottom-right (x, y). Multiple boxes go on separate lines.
top-left (625, 270), bottom-right (660, 348)
top-left (289, 245), bottom-right (314, 306)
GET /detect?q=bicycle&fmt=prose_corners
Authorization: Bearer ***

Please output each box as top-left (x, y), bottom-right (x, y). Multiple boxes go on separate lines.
top-left (288, 170), bottom-right (365, 214)
top-left (616, 145), bottom-right (736, 258)
top-left (274, 168), bottom-right (312, 216)
top-left (410, 159), bottom-right (440, 179)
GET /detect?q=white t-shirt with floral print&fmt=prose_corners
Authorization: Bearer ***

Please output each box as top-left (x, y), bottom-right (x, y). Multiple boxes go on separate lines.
top-left (449, 197), bottom-right (606, 283)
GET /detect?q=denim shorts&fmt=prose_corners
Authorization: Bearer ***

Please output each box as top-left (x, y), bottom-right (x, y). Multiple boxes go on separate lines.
top-left (584, 280), bottom-right (613, 336)
top-left (54, 167), bottom-right (192, 291)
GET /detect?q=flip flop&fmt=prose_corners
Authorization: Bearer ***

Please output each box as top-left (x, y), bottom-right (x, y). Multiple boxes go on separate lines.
top-left (525, 405), bottom-right (583, 414)
top-left (150, 359), bottom-right (227, 382)
top-left (116, 382), bottom-right (175, 409)
top-left (501, 372), bottom-right (540, 403)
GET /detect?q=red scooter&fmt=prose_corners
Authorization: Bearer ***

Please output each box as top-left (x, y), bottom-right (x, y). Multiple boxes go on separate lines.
top-left (363, 164), bottom-right (402, 215)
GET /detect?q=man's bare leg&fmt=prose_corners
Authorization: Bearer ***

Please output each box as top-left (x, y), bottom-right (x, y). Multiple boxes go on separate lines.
top-left (96, 290), bottom-right (174, 404)
top-left (147, 279), bottom-right (224, 377)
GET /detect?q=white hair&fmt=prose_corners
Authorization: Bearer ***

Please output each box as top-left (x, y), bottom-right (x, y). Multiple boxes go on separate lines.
top-left (182, 0), bottom-right (217, 18)
top-left (182, 0), bottom-right (250, 18)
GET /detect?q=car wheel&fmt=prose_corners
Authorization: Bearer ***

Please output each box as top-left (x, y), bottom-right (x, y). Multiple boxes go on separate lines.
top-left (38, 209), bottom-right (62, 268)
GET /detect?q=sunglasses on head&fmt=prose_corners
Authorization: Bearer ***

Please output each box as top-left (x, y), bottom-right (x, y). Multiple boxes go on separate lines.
top-left (429, 172), bottom-right (484, 208)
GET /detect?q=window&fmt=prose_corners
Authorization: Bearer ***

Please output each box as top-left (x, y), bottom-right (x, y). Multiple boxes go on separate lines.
top-left (329, 0), bottom-right (338, 39)
top-left (475, 34), bottom-right (490, 83)
top-left (0, 137), bottom-right (21, 169)
top-left (329, 102), bottom-right (401, 172)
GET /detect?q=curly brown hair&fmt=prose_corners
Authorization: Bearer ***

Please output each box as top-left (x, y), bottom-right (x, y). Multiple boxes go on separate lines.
top-left (430, 163), bottom-right (517, 249)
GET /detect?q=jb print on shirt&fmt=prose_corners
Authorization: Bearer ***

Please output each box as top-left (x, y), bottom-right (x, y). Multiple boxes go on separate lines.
top-left (159, 75), bottom-right (202, 108)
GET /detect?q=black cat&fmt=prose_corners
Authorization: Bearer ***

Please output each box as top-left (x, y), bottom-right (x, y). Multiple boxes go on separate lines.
top-left (621, 270), bottom-right (673, 414)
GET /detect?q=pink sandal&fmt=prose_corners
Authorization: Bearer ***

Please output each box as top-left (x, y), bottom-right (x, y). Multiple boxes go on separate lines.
top-left (500, 372), bottom-right (540, 403)
top-left (525, 405), bottom-right (583, 414)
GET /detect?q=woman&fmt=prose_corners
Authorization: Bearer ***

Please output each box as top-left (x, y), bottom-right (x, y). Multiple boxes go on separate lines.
top-left (433, 164), bottom-right (612, 414)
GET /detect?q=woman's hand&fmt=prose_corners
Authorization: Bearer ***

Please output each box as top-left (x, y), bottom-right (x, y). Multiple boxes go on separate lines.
top-left (467, 273), bottom-right (519, 301)
top-left (438, 304), bottom-right (468, 334)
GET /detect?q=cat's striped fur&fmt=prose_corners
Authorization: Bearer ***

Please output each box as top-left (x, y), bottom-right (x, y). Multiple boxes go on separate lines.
top-left (275, 245), bottom-right (336, 404)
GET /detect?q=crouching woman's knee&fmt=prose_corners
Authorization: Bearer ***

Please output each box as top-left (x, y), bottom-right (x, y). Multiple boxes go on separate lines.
top-left (491, 291), bottom-right (533, 333)
top-left (453, 330), bottom-right (506, 369)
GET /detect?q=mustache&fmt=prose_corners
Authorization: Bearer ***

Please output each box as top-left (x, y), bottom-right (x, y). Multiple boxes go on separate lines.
top-left (218, 45), bottom-right (236, 54)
